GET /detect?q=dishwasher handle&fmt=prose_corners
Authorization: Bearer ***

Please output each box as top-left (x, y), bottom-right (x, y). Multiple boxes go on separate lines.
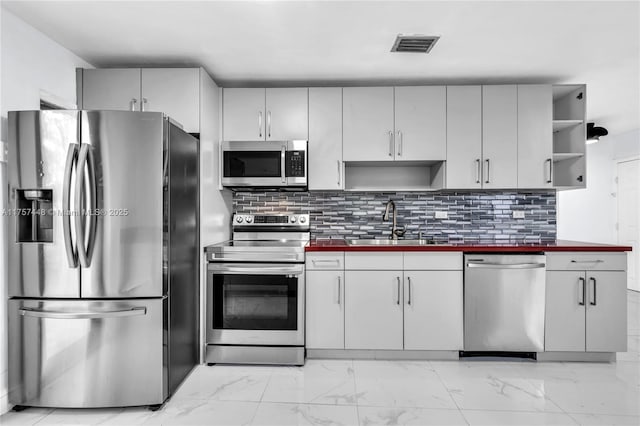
top-left (466, 262), bottom-right (546, 269)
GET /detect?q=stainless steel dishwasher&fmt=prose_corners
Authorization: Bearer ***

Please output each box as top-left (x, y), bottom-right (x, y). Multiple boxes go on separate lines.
top-left (464, 254), bottom-right (546, 352)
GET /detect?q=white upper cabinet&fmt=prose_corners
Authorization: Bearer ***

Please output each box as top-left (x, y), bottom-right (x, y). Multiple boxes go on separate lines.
top-left (222, 88), bottom-right (266, 141)
top-left (394, 86), bottom-right (446, 161)
top-left (445, 86), bottom-right (482, 189)
top-left (223, 88), bottom-right (308, 141)
top-left (308, 88), bottom-right (343, 190)
top-left (482, 85), bottom-right (518, 189)
top-left (517, 84), bottom-right (553, 188)
top-left (81, 68), bottom-right (202, 133)
top-left (265, 88), bottom-right (308, 141)
top-left (343, 87), bottom-right (395, 162)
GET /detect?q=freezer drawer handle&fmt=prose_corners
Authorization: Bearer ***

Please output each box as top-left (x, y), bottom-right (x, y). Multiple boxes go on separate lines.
top-left (19, 307), bottom-right (147, 319)
top-left (466, 262), bottom-right (546, 269)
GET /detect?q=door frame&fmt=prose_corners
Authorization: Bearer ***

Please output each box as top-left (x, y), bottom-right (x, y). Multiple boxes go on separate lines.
top-left (616, 156), bottom-right (640, 292)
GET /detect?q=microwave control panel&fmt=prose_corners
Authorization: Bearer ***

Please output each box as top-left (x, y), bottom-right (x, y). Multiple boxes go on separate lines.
top-left (285, 151), bottom-right (306, 177)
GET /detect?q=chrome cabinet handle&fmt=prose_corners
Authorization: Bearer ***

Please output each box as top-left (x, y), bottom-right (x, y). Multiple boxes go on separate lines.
top-left (578, 276), bottom-right (585, 306)
top-left (281, 146), bottom-right (286, 183)
top-left (475, 159), bottom-right (481, 184)
top-left (589, 277), bottom-right (597, 306)
top-left (267, 111), bottom-right (272, 138)
top-left (63, 143), bottom-right (79, 268)
top-left (396, 276), bottom-right (401, 305)
top-left (389, 131), bottom-right (394, 157)
top-left (19, 307), bottom-right (146, 319)
top-left (546, 158), bottom-right (553, 184)
top-left (129, 98), bottom-right (137, 111)
top-left (407, 276), bottom-right (412, 305)
top-left (485, 159), bottom-right (490, 184)
top-left (312, 259), bottom-right (340, 266)
top-left (571, 259), bottom-right (604, 264)
top-left (337, 276), bottom-right (341, 305)
top-left (337, 160), bottom-right (341, 186)
top-left (397, 130), bottom-right (403, 157)
top-left (141, 98), bottom-right (147, 111)
top-left (258, 111), bottom-right (263, 138)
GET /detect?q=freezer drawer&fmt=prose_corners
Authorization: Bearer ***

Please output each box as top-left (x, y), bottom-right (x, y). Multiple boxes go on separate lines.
top-left (9, 298), bottom-right (166, 408)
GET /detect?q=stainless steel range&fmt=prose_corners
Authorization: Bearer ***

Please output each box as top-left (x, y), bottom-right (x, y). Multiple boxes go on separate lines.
top-left (205, 213), bottom-right (309, 365)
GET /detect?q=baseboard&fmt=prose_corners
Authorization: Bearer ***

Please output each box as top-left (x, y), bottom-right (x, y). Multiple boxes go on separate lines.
top-left (536, 352), bottom-right (616, 362)
top-left (306, 349), bottom-right (460, 360)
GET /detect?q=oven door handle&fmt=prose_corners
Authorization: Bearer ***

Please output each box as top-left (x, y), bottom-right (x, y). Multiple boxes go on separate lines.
top-left (210, 265), bottom-right (304, 275)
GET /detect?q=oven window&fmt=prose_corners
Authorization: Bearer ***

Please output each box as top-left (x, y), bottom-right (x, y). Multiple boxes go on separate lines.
top-left (212, 274), bottom-right (297, 330)
top-left (223, 151), bottom-right (281, 178)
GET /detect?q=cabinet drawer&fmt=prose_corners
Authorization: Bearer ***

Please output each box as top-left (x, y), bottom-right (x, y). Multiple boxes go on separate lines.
top-left (344, 252), bottom-right (403, 270)
top-left (403, 252), bottom-right (462, 270)
top-left (546, 252), bottom-right (627, 271)
top-left (306, 252), bottom-right (344, 270)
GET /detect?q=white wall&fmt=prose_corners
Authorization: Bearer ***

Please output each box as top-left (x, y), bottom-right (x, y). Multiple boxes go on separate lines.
top-left (0, 8), bottom-right (93, 414)
top-left (557, 129), bottom-right (640, 244)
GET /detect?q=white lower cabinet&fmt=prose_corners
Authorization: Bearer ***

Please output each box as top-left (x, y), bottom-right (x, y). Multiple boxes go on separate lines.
top-left (403, 270), bottom-right (464, 350)
top-left (545, 253), bottom-right (627, 353)
top-left (306, 270), bottom-right (344, 349)
top-left (345, 270), bottom-right (404, 350)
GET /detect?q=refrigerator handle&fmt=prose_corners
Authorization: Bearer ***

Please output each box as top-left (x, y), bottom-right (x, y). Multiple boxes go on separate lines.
top-left (63, 143), bottom-right (79, 268)
top-left (75, 144), bottom-right (97, 267)
top-left (85, 146), bottom-right (98, 265)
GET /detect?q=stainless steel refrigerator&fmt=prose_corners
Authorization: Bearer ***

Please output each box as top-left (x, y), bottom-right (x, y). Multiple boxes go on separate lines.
top-left (7, 110), bottom-right (199, 409)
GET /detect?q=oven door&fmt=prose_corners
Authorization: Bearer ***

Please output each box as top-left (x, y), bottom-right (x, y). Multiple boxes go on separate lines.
top-left (221, 141), bottom-right (287, 187)
top-left (206, 263), bottom-right (305, 346)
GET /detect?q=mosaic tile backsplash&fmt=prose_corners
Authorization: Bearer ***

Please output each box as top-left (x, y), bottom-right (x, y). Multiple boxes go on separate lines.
top-left (233, 191), bottom-right (557, 242)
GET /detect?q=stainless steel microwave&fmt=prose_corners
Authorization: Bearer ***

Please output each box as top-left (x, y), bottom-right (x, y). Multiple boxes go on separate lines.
top-left (221, 140), bottom-right (308, 190)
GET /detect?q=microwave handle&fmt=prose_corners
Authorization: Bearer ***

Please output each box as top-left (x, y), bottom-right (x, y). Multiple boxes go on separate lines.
top-left (281, 146), bottom-right (286, 184)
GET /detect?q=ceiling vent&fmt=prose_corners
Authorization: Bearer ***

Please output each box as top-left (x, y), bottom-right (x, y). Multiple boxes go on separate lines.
top-left (391, 35), bottom-right (440, 53)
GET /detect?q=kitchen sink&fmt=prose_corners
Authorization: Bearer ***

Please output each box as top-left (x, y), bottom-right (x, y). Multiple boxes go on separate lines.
top-left (345, 239), bottom-right (444, 246)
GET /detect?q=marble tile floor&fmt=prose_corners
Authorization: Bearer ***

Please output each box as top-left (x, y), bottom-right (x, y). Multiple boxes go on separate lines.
top-left (2, 290), bottom-right (639, 426)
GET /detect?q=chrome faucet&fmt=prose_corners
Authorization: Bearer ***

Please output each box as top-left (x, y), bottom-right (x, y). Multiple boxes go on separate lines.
top-left (383, 200), bottom-right (405, 240)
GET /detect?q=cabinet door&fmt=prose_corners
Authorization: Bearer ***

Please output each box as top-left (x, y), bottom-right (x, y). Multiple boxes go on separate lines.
top-left (403, 271), bottom-right (463, 350)
top-left (445, 86), bottom-right (482, 189)
top-left (308, 88), bottom-right (343, 190)
top-left (265, 88), bottom-right (308, 141)
top-left (586, 271), bottom-right (627, 352)
top-left (517, 85), bottom-right (553, 188)
top-left (345, 271), bottom-right (403, 350)
top-left (394, 86), bottom-right (446, 161)
top-left (545, 271), bottom-right (586, 351)
top-left (343, 87), bottom-right (395, 162)
top-left (306, 271), bottom-right (344, 349)
top-left (141, 68), bottom-right (200, 133)
top-left (222, 88), bottom-right (265, 141)
top-left (82, 69), bottom-right (141, 111)
top-left (482, 85), bottom-right (518, 189)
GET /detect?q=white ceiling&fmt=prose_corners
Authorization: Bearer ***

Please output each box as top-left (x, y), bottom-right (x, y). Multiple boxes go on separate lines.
top-left (3, 0), bottom-right (640, 135)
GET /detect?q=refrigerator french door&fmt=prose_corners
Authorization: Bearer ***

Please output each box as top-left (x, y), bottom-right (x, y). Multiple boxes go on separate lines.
top-left (8, 110), bottom-right (199, 408)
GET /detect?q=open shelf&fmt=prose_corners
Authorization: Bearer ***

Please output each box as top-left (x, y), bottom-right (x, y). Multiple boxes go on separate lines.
top-left (553, 119), bottom-right (583, 132)
top-left (344, 161), bottom-right (445, 192)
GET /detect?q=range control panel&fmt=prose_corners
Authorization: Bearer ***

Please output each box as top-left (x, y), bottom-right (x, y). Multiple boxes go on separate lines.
top-left (232, 213), bottom-right (309, 227)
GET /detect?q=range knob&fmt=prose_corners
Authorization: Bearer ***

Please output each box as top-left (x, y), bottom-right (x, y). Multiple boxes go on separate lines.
top-left (235, 216), bottom-right (244, 223)
top-left (290, 216), bottom-right (297, 223)
top-left (245, 216), bottom-right (253, 223)
top-left (299, 216), bottom-right (307, 224)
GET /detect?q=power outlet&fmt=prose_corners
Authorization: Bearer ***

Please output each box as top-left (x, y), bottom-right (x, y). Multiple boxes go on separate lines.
top-left (513, 211), bottom-right (525, 219)
top-left (435, 211), bottom-right (448, 219)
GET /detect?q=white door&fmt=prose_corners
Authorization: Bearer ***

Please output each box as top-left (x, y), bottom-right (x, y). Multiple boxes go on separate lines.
top-left (617, 159), bottom-right (640, 291)
top-left (308, 88), bottom-right (343, 190)
top-left (394, 86), bottom-right (446, 161)
top-left (345, 270), bottom-right (403, 350)
top-left (403, 271), bottom-right (463, 350)
top-left (445, 86), bottom-right (482, 189)
top-left (482, 85), bottom-right (518, 189)
top-left (82, 68), bottom-right (141, 111)
top-left (306, 271), bottom-right (344, 349)
top-left (545, 271), bottom-right (586, 351)
top-left (222, 88), bottom-right (265, 141)
top-left (265, 88), bottom-right (308, 141)
top-left (141, 68), bottom-right (200, 133)
top-left (343, 87), bottom-right (395, 162)
top-left (585, 271), bottom-right (627, 352)
top-left (517, 84), bottom-right (553, 188)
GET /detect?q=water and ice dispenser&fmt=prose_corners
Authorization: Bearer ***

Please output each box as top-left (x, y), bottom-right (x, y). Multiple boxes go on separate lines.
top-left (15, 189), bottom-right (53, 243)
